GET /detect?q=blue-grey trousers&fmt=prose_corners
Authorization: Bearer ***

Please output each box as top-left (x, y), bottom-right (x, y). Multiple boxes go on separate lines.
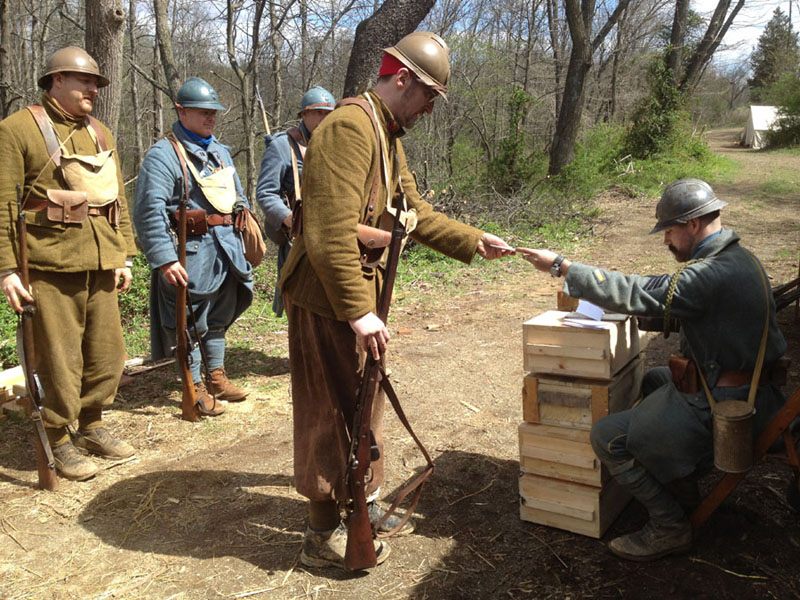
top-left (589, 367), bottom-right (687, 526)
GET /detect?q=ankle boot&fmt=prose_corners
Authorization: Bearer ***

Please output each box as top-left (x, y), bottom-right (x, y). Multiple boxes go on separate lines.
top-left (205, 368), bottom-right (248, 402)
top-left (196, 382), bottom-right (226, 416)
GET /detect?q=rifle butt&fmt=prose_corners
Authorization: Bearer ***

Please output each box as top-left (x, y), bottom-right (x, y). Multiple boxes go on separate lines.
top-left (344, 508), bottom-right (378, 570)
top-left (33, 438), bottom-right (58, 491)
top-left (180, 382), bottom-right (200, 422)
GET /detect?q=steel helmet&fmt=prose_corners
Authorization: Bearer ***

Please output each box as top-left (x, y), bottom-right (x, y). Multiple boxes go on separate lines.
top-left (38, 46), bottom-right (109, 89)
top-left (650, 179), bottom-right (728, 234)
top-left (384, 31), bottom-right (450, 100)
top-left (175, 77), bottom-right (226, 111)
top-left (299, 86), bottom-right (335, 114)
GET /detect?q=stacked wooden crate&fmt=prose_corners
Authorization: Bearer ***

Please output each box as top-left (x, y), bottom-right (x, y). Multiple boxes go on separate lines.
top-left (518, 309), bottom-right (645, 538)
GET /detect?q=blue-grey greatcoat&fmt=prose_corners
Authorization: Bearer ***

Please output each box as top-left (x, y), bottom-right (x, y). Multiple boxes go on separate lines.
top-left (134, 122), bottom-right (254, 362)
top-left (564, 229), bottom-right (786, 483)
top-left (255, 122), bottom-right (310, 316)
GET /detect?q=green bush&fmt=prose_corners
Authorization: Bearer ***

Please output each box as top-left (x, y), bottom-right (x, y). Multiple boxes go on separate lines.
top-left (764, 73), bottom-right (800, 147)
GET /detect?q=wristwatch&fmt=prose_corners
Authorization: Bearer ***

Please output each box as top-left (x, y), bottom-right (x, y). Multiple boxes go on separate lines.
top-left (550, 255), bottom-right (565, 278)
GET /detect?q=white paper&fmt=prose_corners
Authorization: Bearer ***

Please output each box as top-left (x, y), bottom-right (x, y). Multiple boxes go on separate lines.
top-left (575, 300), bottom-right (604, 321)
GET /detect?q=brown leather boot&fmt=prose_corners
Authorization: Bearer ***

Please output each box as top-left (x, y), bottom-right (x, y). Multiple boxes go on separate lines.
top-left (196, 382), bottom-right (226, 416)
top-left (205, 368), bottom-right (248, 402)
top-left (52, 441), bottom-right (98, 481)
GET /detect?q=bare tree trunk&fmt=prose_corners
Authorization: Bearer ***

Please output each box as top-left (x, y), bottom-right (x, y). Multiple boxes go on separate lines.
top-left (546, 0), bottom-right (562, 123)
top-left (268, 1), bottom-right (284, 126)
top-left (153, 0), bottom-right (180, 100)
top-left (127, 0), bottom-right (143, 171)
top-left (226, 0), bottom-right (267, 199)
top-left (152, 40), bottom-right (163, 141)
top-left (680, 0), bottom-right (745, 92)
top-left (0, 0), bottom-right (10, 117)
top-left (548, 0), bottom-right (631, 175)
top-left (343, 0), bottom-right (436, 98)
top-left (85, 0), bottom-right (125, 134)
top-left (666, 0), bottom-right (689, 83)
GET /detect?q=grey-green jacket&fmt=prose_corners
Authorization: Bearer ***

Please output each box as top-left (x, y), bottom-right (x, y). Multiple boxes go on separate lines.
top-left (563, 229), bottom-right (786, 481)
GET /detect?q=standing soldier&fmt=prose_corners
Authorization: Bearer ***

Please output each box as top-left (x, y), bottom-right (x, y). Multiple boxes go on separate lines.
top-left (134, 78), bottom-right (254, 416)
top-left (0, 47), bottom-right (137, 481)
top-left (256, 86), bottom-right (335, 317)
top-left (279, 32), bottom-right (514, 569)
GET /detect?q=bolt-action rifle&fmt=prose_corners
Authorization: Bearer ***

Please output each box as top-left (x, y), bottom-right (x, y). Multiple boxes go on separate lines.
top-left (344, 194), bottom-right (405, 570)
top-left (15, 184), bottom-right (59, 490)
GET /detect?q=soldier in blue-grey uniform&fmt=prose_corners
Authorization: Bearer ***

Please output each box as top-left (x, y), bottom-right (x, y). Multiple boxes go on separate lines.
top-left (134, 77), bottom-right (254, 415)
top-left (519, 179), bottom-right (786, 562)
top-left (255, 86), bottom-right (335, 316)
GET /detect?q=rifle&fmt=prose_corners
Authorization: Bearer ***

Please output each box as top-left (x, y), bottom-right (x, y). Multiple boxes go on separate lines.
top-left (174, 174), bottom-right (200, 422)
top-left (344, 191), bottom-right (407, 570)
top-left (15, 184), bottom-right (59, 490)
top-left (255, 83), bottom-right (271, 135)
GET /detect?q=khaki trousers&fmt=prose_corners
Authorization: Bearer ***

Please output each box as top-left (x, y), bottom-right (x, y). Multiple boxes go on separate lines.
top-left (285, 296), bottom-right (385, 502)
top-left (28, 269), bottom-right (125, 427)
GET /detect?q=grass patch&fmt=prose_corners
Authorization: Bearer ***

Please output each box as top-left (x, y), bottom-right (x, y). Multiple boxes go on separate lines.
top-left (759, 176), bottom-right (799, 197)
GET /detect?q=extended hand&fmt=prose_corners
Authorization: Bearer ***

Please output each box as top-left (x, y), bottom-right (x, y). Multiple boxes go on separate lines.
top-left (160, 261), bottom-right (189, 287)
top-left (517, 248), bottom-right (570, 275)
top-left (476, 232), bottom-right (516, 260)
top-left (349, 312), bottom-right (390, 360)
top-left (0, 271), bottom-right (34, 313)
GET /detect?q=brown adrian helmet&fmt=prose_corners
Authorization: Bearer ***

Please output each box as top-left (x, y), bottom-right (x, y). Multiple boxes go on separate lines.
top-left (38, 46), bottom-right (109, 89)
top-left (384, 31), bottom-right (450, 100)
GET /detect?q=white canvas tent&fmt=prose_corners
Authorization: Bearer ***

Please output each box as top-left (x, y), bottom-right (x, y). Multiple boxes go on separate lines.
top-left (740, 105), bottom-right (779, 149)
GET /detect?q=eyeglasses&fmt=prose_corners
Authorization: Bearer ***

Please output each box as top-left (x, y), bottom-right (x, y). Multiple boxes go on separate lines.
top-left (414, 76), bottom-right (437, 103)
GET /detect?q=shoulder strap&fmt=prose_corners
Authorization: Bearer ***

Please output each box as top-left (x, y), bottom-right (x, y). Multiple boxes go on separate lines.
top-left (27, 105), bottom-right (62, 167)
top-left (286, 128), bottom-right (304, 205)
top-left (337, 97), bottom-right (383, 226)
top-left (166, 133), bottom-right (190, 205)
top-left (87, 116), bottom-right (109, 151)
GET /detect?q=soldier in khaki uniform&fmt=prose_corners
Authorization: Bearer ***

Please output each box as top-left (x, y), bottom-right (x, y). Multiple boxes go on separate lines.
top-left (279, 31), bottom-right (514, 569)
top-left (519, 180), bottom-right (786, 561)
top-left (0, 47), bottom-right (137, 481)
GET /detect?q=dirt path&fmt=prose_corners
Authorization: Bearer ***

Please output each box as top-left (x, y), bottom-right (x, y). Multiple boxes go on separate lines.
top-left (0, 131), bottom-right (798, 599)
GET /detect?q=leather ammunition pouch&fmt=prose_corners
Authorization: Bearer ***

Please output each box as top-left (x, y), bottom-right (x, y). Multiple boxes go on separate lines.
top-left (669, 355), bottom-right (699, 394)
top-left (45, 189), bottom-right (88, 224)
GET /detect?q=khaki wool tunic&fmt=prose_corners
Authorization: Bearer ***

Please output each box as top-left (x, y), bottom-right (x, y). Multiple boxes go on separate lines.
top-left (0, 94), bottom-right (136, 428)
top-left (280, 92), bottom-right (483, 501)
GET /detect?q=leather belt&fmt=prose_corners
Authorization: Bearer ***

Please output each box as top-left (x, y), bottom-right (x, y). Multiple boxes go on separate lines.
top-left (88, 204), bottom-right (111, 217)
top-left (716, 369), bottom-right (769, 388)
top-left (206, 214), bottom-right (233, 227)
top-left (24, 197), bottom-right (116, 219)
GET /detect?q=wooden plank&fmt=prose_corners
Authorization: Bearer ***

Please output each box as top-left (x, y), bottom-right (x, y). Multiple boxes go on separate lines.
top-left (525, 343), bottom-right (608, 361)
top-left (522, 356), bottom-right (643, 429)
top-left (523, 311), bottom-right (642, 380)
top-left (519, 473), bottom-right (631, 538)
top-left (522, 376), bottom-right (540, 423)
top-left (518, 422), bottom-right (604, 487)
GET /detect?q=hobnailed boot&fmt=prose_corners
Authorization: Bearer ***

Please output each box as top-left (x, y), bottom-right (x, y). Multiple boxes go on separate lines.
top-left (300, 523), bottom-right (390, 569)
top-left (52, 441), bottom-right (98, 481)
top-left (368, 501), bottom-right (415, 536)
top-left (196, 382), bottom-right (226, 416)
top-left (205, 368), bottom-right (248, 402)
top-left (608, 518), bottom-right (692, 562)
top-left (74, 427), bottom-right (135, 459)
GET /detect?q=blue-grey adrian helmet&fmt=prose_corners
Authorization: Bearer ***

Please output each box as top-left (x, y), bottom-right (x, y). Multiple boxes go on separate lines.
top-left (298, 86), bottom-right (335, 115)
top-left (650, 179), bottom-right (728, 234)
top-left (176, 77), bottom-right (226, 111)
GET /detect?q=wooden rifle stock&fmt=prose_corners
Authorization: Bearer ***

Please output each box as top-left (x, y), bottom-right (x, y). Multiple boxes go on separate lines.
top-left (166, 135), bottom-right (201, 422)
top-left (344, 195), bottom-right (406, 571)
top-left (15, 184), bottom-right (58, 490)
top-left (176, 189), bottom-right (200, 422)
